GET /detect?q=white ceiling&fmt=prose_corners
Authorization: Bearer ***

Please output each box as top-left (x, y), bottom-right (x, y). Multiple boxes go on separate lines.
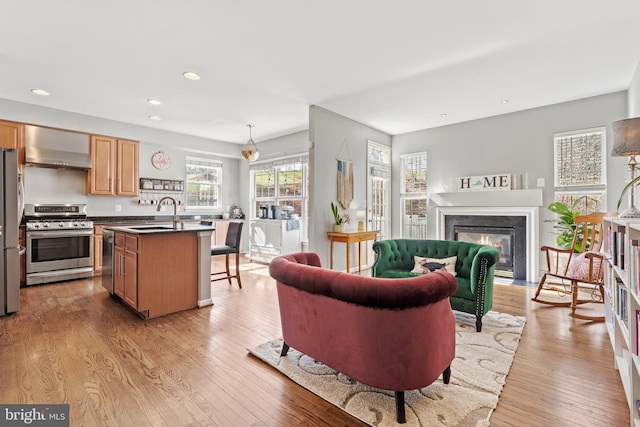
top-left (2, 1), bottom-right (640, 144)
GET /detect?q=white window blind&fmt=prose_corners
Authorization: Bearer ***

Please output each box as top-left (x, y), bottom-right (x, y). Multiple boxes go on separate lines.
top-left (553, 127), bottom-right (606, 213)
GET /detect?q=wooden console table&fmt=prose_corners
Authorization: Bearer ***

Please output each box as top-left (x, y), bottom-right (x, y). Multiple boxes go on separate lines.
top-left (327, 230), bottom-right (378, 273)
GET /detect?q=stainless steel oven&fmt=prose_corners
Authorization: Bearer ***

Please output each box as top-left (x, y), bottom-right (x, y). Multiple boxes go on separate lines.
top-left (25, 204), bottom-right (94, 285)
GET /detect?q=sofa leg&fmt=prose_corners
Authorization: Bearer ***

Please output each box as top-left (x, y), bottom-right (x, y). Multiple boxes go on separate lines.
top-left (394, 391), bottom-right (406, 423)
top-left (476, 316), bottom-right (482, 332)
top-left (280, 342), bottom-right (290, 357)
top-left (443, 365), bottom-right (451, 384)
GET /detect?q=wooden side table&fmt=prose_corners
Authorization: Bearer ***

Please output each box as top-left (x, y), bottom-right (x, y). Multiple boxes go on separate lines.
top-left (327, 230), bottom-right (378, 273)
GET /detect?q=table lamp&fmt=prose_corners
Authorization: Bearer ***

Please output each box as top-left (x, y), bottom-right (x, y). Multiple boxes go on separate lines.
top-left (612, 117), bottom-right (640, 218)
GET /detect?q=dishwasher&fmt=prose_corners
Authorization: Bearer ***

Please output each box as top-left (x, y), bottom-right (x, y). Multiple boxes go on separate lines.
top-left (102, 229), bottom-right (115, 293)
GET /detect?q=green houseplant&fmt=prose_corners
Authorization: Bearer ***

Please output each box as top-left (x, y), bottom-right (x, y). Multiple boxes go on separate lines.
top-left (330, 202), bottom-right (349, 232)
top-left (546, 196), bottom-right (587, 251)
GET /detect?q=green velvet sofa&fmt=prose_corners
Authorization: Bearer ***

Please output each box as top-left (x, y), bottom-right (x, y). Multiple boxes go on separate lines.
top-left (371, 239), bottom-right (500, 332)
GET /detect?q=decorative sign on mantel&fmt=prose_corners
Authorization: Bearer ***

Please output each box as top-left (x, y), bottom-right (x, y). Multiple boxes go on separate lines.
top-left (458, 174), bottom-right (511, 192)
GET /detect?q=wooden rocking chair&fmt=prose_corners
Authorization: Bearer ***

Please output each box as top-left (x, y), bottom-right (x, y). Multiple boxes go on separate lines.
top-left (531, 212), bottom-right (615, 320)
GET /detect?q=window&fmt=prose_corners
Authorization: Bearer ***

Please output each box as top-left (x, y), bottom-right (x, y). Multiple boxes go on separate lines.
top-left (251, 155), bottom-right (309, 237)
top-left (400, 152), bottom-right (428, 238)
top-left (553, 127), bottom-right (606, 213)
top-left (367, 141), bottom-right (390, 240)
top-left (185, 157), bottom-right (222, 210)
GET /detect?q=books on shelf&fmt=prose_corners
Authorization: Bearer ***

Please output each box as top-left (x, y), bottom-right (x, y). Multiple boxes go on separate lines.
top-left (618, 227), bottom-right (626, 269)
top-left (611, 227), bottom-right (618, 266)
top-left (615, 280), bottom-right (628, 325)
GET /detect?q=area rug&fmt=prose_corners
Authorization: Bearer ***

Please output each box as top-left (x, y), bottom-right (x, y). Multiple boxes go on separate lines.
top-left (248, 311), bottom-right (526, 427)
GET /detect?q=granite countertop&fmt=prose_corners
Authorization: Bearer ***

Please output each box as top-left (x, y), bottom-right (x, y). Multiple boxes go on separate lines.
top-left (90, 214), bottom-right (226, 225)
top-left (104, 223), bottom-right (214, 235)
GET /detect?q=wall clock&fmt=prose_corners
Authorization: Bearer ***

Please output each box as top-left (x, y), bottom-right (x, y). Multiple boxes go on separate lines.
top-left (151, 151), bottom-right (172, 170)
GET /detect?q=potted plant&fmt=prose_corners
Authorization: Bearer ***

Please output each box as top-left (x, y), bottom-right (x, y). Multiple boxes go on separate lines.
top-left (331, 202), bottom-right (350, 232)
top-left (546, 196), bottom-right (587, 251)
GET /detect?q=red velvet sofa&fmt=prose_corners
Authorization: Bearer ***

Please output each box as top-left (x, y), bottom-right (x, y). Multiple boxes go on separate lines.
top-left (269, 252), bottom-right (458, 423)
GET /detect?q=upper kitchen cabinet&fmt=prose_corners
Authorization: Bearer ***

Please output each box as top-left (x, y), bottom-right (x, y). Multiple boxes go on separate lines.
top-left (88, 135), bottom-right (139, 196)
top-left (0, 120), bottom-right (24, 167)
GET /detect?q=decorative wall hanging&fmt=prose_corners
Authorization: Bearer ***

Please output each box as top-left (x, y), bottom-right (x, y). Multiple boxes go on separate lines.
top-left (337, 159), bottom-right (353, 209)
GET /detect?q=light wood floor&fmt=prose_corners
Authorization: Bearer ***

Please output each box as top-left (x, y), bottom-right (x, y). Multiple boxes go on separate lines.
top-left (0, 257), bottom-right (629, 426)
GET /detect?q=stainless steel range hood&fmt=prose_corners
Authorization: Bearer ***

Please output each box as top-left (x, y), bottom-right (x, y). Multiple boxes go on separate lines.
top-left (25, 125), bottom-right (92, 170)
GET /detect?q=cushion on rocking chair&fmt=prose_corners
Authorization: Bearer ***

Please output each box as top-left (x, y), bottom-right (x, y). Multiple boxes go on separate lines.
top-left (566, 252), bottom-right (603, 282)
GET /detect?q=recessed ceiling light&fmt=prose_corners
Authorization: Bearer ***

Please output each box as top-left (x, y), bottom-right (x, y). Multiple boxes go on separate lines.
top-left (501, 99), bottom-right (510, 104)
top-left (182, 71), bottom-right (201, 81)
top-left (441, 113), bottom-right (448, 117)
top-left (146, 98), bottom-right (162, 105)
top-left (31, 88), bottom-right (50, 96)
top-left (148, 115), bottom-right (162, 121)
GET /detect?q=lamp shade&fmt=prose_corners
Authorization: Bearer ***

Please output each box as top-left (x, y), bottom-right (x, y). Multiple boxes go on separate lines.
top-left (611, 117), bottom-right (640, 157)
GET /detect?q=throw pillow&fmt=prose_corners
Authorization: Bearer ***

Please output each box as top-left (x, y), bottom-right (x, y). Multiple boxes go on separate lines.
top-left (567, 252), bottom-right (603, 282)
top-left (410, 255), bottom-right (458, 276)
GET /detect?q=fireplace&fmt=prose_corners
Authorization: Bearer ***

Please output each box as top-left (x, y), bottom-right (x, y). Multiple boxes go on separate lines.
top-left (445, 215), bottom-right (527, 280)
top-left (431, 189), bottom-right (542, 282)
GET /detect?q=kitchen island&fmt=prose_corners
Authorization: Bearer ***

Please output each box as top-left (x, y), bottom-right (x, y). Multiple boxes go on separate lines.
top-left (104, 223), bottom-right (214, 318)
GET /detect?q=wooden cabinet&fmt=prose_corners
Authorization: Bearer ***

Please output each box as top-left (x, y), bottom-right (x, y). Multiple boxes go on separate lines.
top-left (114, 244), bottom-right (124, 297)
top-left (0, 120), bottom-right (24, 167)
top-left (123, 238), bottom-right (138, 308)
top-left (88, 136), bottom-right (139, 196)
top-left (603, 217), bottom-right (640, 426)
top-left (93, 226), bottom-right (103, 276)
top-left (117, 139), bottom-right (139, 195)
top-left (110, 230), bottom-right (198, 318)
top-left (114, 232), bottom-right (138, 309)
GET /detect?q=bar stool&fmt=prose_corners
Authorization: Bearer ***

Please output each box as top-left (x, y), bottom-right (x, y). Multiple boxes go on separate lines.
top-left (210, 221), bottom-right (243, 288)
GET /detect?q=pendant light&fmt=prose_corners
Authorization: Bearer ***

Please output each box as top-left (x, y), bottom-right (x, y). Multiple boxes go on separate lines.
top-left (241, 124), bottom-right (259, 161)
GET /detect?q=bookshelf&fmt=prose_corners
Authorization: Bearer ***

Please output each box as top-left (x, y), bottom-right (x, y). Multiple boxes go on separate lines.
top-left (603, 217), bottom-right (640, 427)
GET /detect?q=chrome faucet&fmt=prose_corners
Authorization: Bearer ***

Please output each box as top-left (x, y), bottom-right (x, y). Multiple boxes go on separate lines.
top-left (157, 196), bottom-right (180, 229)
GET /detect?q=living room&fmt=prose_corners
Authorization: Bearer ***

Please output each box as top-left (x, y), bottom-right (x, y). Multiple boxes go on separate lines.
top-left (1, 2), bottom-right (640, 426)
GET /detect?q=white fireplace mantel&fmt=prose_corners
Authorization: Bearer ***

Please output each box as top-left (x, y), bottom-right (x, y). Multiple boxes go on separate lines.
top-left (430, 188), bottom-right (543, 207)
top-left (431, 189), bottom-right (543, 282)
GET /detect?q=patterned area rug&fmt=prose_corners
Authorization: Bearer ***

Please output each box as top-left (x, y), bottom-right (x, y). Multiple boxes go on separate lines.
top-left (248, 311), bottom-right (526, 427)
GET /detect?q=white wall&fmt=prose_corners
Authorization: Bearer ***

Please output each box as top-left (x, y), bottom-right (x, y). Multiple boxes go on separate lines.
top-left (308, 106), bottom-right (391, 270)
top-left (0, 98), bottom-right (243, 217)
top-left (629, 60), bottom-right (640, 117)
top-left (391, 91), bottom-right (628, 258)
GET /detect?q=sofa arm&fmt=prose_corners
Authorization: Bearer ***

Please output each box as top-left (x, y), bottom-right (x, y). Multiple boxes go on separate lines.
top-left (372, 240), bottom-right (400, 277)
top-left (469, 246), bottom-right (500, 296)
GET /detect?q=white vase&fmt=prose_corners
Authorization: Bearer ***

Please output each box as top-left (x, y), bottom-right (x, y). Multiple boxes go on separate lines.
top-left (333, 224), bottom-right (345, 233)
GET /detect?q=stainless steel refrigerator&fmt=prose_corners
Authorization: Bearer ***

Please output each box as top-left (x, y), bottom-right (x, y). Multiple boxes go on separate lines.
top-left (0, 149), bottom-right (20, 316)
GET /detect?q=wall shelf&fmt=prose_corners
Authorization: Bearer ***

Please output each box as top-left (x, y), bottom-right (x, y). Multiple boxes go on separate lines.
top-left (140, 178), bottom-right (184, 192)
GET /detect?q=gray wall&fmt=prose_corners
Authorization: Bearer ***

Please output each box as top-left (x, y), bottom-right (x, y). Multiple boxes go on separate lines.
top-left (391, 91), bottom-right (629, 255)
top-left (0, 98), bottom-right (243, 217)
top-left (308, 106), bottom-right (391, 270)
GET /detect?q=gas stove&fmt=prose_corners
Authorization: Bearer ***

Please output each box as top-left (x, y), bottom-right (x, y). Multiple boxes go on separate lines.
top-left (24, 204), bottom-right (94, 285)
top-left (24, 204), bottom-right (93, 230)
top-left (26, 219), bottom-right (93, 230)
